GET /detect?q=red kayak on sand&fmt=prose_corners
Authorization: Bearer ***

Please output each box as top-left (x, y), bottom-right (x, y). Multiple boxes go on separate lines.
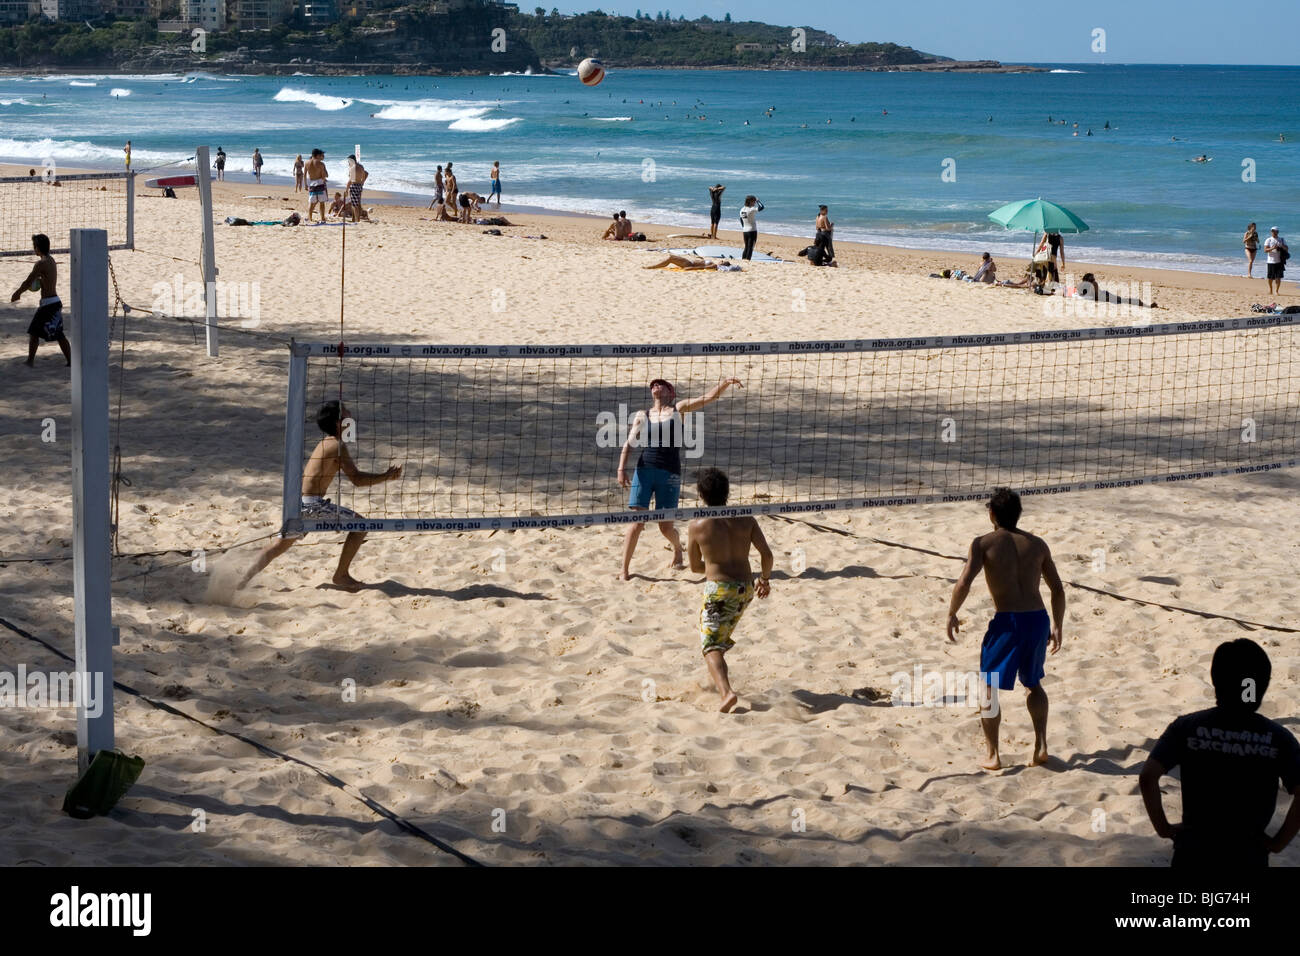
top-left (144, 174), bottom-right (199, 189)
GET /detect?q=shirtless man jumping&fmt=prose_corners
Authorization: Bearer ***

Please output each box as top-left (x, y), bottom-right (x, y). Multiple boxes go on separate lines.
top-left (946, 488), bottom-right (1065, 770)
top-left (687, 468), bottom-right (773, 713)
top-left (239, 400), bottom-right (402, 591)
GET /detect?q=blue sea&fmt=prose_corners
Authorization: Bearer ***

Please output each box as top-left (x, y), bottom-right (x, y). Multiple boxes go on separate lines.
top-left (1, 65), bottom-right (1297, 273)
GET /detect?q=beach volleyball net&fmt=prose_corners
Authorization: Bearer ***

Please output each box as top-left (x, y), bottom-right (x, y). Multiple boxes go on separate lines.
top-left (280, 316), bottom-right (1300, 533)
top-left (0, 172), bottom-right (134, 258)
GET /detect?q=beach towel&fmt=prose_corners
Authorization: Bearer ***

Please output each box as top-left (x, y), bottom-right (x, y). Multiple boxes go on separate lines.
top-left (661, 245), bottom-right (784, 262)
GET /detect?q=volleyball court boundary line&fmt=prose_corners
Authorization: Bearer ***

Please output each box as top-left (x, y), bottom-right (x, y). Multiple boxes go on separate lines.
top-left (0, 613), bottom-right (484, 866)
top-left (766, 514), bottom-right (1300, 635)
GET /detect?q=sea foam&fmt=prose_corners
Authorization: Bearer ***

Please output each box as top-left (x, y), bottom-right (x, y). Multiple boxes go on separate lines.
top-left (273, 87), bottom-right (352, 111)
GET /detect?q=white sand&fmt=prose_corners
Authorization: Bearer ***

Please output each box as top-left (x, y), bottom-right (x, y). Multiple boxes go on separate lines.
top-left (1, 179), bottom-right (1297, 865)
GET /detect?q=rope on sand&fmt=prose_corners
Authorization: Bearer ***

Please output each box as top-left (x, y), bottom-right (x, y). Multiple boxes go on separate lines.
top-left (0, 614), bottom-right (485, 867)
top-left (766, 514), bottom-right (1300, 634)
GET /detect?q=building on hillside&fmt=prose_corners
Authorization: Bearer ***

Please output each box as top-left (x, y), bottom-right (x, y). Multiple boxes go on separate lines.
top-left (158, 0), bottom-right (225, 29)
top-left (106, 0), bottom-right (153, 17)
top-left (40, 0), bottom-right (103, 19)
top-left (184, 0), bottom-right (224, 28)
top-left (229, 0), bottom-right (288, 29)
top-left (0, 0), bottom-right (39, 23)
top-left (297, 0), bottom-right (334, 24)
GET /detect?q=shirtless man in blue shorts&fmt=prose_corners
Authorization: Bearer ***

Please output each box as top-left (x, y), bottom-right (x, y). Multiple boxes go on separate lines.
top-left (946, 488), bottom-right (1066, 770)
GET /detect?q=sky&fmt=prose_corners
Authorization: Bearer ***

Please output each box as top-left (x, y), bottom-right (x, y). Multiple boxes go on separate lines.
top-left (557, 0), bottom-right (1300, 66)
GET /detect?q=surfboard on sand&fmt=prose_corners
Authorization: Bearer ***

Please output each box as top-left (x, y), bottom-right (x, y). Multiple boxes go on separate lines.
top-left (144, 174), bottom-right (200, 189)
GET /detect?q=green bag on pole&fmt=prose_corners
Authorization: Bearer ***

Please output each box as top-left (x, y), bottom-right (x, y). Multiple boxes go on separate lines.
top-left (62, 750), bottom-right (145, 819)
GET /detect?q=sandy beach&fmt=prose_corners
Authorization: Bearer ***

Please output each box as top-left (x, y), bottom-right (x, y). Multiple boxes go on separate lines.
top-left (1, 169), bottom-right (1298, 866)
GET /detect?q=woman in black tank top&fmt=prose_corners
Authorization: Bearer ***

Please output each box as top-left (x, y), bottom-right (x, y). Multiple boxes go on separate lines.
top-left (616, 375), bottom-right (745, 580)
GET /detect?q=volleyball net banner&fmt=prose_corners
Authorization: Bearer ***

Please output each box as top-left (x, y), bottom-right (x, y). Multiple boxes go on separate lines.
top-left (281, 315), bottom-right (1300, 534)
top-left (0, 172), bottom-right (134, 257)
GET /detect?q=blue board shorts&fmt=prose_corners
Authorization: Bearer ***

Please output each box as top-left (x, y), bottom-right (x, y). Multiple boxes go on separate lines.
top-left (980, 609), bottom-right (1050, 690)
top-left (628, 465), bottom-right (681, 509)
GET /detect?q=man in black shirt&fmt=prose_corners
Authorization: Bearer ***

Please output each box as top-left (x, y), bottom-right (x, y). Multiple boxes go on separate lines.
top-left (1140, 638), bottom-right (1300, 866)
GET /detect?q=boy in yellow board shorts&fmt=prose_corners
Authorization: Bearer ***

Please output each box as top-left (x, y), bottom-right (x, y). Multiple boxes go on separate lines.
top-left (687, 467), bottom-right (773, 712)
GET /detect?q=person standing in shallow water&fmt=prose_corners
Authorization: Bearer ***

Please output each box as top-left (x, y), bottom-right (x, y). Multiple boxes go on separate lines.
top-left (708, 183), bottom-right (725, 239)
top-left (946, 488), bottom-right (1066, 770)
top-left (1243, 223), bottom-right (1259, 277)
top-left (738, 194), bottom-right (764, 260)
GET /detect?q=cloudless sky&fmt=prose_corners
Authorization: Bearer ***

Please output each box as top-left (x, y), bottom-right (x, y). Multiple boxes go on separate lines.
top-left (551, 0), bottom-right (1300, 66)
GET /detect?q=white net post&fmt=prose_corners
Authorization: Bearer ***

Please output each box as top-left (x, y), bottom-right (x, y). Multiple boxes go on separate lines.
top-left (195, 145), bottom-right (218, 357)
top-left (281, 345), bottom-right (308, 536)
top-left (70, 228), bottom-right (115, 772)
top-left (125, 171), bottom-right (135, 251)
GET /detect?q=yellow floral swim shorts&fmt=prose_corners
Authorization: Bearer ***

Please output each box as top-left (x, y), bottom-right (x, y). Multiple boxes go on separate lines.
top-left (699, 580), bottom-right (754, 655)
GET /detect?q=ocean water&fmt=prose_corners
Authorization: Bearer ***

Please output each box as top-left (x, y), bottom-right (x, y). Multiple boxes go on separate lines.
top-left (2, 65), bottom-right (1298, 273)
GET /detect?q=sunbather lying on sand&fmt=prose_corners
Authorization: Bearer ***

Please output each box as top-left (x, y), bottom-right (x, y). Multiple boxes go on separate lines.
top-left (1078, 272), bottom-right (1158, 308)
top-left (644, 254), bottom-right (720, 271)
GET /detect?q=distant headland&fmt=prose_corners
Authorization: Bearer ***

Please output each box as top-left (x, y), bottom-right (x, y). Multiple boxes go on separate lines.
top-left (0, 2), bottom-right (1041, 76)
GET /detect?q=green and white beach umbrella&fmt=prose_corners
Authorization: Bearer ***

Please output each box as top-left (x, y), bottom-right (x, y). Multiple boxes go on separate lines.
top-left (988, 198), bottom-right (1091, 255)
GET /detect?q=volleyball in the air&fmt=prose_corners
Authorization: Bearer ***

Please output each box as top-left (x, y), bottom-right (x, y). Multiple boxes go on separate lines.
top-left (577, 58), bottom-right (606, 87)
